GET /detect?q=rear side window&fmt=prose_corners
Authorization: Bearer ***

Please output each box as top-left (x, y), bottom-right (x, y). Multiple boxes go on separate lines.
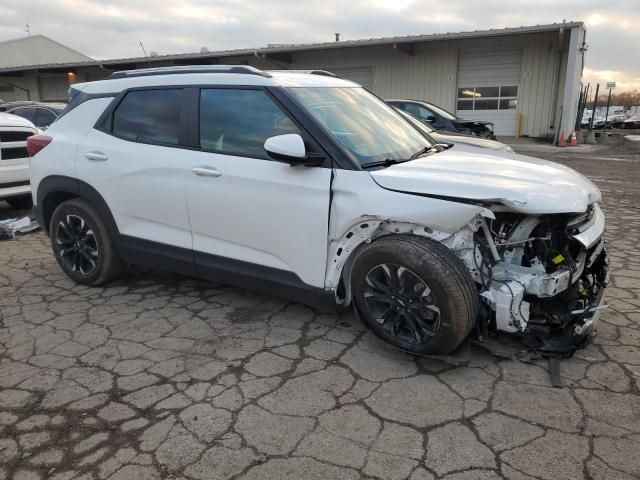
top-left (199, 89), bottom-right (300, 159)
top-left (112, 89), bottom-right (182, 145)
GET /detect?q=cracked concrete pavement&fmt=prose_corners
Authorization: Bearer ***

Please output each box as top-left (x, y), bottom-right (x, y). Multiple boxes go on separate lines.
top-left (1, 139), bottom-right (639, 479)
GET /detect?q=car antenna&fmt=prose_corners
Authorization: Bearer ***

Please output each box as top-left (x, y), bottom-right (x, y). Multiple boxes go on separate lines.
top-left (139, 41), bottom-right (152, 68)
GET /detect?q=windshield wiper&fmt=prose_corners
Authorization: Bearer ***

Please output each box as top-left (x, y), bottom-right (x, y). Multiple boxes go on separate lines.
top-left (361, 158), bottom-right (409, 169)
top-left (361, 144), bottom-right (450, 169)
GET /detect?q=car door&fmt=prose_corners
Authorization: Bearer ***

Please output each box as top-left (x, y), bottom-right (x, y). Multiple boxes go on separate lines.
top-left (76, 88), bottom-right (193, 258)
top-left (183, 87), bottom-right (332, 289)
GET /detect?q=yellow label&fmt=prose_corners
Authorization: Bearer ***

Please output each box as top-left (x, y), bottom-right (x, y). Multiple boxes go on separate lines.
top-left (551, 254), bottom-right (565, 265)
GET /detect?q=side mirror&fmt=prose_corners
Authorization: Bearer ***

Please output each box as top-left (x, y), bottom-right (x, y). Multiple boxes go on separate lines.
top-left (425, 115), bottom-right (437, 123)
top-left (264, 134), bottom-right (323, 166)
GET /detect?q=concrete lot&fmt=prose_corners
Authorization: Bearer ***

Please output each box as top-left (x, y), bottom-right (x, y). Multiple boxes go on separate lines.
top-left (1, 138), bottom-right (639, 480)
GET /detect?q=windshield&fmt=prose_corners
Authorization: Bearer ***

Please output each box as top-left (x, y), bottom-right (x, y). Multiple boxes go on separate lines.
top-left (426, 102), bottom-right (457, 121)
top-left (287, 87), bottom-right (432, 166)
top-left (395, 108), bottom-right (436, 135)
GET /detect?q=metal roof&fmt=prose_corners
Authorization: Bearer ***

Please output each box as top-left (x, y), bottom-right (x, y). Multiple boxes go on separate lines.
top-left (0, 21), bottom-right (584, 74)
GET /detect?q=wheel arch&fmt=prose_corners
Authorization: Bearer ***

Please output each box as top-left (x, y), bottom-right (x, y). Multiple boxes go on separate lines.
top-left (36, 175), bottom-right (119, 238)
top-left (330, 217), bottom-right (485, 307)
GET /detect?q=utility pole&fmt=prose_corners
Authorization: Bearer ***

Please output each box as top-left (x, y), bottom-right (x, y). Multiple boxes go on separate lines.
top-left (604, 81), bottom-right (615, 130)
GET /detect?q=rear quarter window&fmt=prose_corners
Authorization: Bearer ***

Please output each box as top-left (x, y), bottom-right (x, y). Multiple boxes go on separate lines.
top-left (112, 89), bottom-right (183, 145)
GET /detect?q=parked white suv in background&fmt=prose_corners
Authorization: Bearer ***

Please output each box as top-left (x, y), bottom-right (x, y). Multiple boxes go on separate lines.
top-left (0, 112), bottom-right (37, 208)
top-left (28, 66), bottom-right (609, 356)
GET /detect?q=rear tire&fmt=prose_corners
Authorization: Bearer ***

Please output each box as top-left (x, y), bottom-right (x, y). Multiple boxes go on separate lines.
top-left (50, 198), bottom-right (124, 286)
top-left (351, 235), bottom-right (478, 355)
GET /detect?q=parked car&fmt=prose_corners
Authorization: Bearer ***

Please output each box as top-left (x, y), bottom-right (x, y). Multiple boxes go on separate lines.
top-left (0, 112), bottom-right (38, 208)
top-left (623, 115), bottom-right (640, 129)
top-left (393, 107), bottom-right (514, 154)
top-left (387, 99), bottom-right (496, 139)
top-left (593, 114), bottom-right (626, 130)
top-left (5, 102), bottom-right (66, 130)
top-left (29, 66), bottom-right (608, 355)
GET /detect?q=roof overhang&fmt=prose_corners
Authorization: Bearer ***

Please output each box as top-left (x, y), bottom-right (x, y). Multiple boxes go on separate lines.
top-left (0, 21), bottom-right (585, 75)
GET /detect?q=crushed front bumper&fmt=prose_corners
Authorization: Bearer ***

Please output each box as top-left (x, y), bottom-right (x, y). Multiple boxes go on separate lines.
top-left (482, 204), bottom-right (609, 355)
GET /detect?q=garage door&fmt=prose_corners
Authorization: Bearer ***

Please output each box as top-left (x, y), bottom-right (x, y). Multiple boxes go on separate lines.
top-left (327, 67), bottom-right (373, 89)
top-left (38, 76), bottom-right (70, 102)
top-left (456, 47), bottom-right (522, 136)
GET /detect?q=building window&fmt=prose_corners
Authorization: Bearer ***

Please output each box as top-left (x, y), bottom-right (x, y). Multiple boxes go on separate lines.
top-left (457, 86), bottom-right (518, 111)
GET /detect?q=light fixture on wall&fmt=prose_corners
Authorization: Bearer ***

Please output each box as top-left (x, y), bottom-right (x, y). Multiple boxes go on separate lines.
top-left (67, 72), bottom-right (77, 84)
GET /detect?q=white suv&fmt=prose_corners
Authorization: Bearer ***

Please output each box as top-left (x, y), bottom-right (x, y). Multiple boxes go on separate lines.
top-left (1, 112), bottom-right (37, 207)
top-left (29, 66), bottom-right (609, 355)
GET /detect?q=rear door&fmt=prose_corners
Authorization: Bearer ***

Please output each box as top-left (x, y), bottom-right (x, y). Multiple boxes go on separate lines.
top-left (183, 87), bottom-right (332, 288)
top-left (76, 88), bottom-right (193, 259)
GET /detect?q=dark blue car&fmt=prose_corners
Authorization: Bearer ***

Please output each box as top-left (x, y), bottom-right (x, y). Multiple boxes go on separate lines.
top-left (387, 99), bottom-right (496, 139)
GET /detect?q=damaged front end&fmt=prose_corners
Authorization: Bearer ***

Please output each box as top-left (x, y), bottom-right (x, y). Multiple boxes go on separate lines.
top-left (465, 203), bottom-right (610, 355)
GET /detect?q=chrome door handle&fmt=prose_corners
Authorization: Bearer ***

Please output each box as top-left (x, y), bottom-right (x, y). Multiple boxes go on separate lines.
top-left (85, 151), bottom-right (108, 161)
top-left (192, 166), bottom-right (222, 177)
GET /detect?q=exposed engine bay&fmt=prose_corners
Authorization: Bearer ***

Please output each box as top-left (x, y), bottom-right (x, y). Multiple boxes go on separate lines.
top-left (454, 203), bottom-right (610, 356)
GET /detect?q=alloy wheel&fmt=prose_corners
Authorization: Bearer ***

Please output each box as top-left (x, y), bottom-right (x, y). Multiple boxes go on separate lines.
top-left (55, 214), bottom-right (99, 276)
top-left (363, 263), bottom-right (441, 344)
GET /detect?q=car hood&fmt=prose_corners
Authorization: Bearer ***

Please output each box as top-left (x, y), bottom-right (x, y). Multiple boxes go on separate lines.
top-left (431, 131), bottom-right (508, 151)
top-left (370, 149), bottom-right (601, 214)
top-left (0, 112), bottom-right (35, 129)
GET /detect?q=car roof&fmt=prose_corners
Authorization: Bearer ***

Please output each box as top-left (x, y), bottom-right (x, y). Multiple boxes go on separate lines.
top-left (73, 66), bottom-right (359, 95)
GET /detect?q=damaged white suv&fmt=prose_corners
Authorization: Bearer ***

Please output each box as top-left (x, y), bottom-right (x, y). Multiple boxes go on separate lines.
top-left (29, 66), bottom-right (609, 355)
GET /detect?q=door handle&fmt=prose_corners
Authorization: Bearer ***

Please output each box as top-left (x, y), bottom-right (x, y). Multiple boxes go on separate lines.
top-left (85, 151), bottom-right (108, 162)
top-left (192, 166), bottom-right (222, 177)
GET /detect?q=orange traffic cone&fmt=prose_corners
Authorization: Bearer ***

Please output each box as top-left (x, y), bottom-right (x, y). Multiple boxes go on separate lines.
top-left (557, 129), bottom-right (566, 147)
top-left (569, 130), bottom-right (578, 146)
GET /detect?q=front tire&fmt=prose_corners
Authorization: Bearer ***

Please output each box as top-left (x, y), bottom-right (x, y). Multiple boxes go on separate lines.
top-left (50, 198), bottom-right (124, 286)
top-left (351, 235), bottom-right (478, 355)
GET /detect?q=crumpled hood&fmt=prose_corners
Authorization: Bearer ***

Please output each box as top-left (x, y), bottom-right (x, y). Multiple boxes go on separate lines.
top-left (370, 148), bottom-right (601, 214)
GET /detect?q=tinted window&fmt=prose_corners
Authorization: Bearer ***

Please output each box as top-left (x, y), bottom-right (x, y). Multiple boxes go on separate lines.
top-left (199, 89), bottom-right (300, 159)
top-left (35, 108), bottom-right (57, 127)
top-left (11, 107), bottom-right (36, 123)
top-left (112, 89), bottom-right (182, 145)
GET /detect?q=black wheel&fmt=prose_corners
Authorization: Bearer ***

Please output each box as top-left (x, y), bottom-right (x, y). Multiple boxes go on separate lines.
top-left (351, 235), bottom-right (478, 355)
top-left (6, 195), bottom-right (33, 209)
top-left (50, 198), bottom-right (124, 285)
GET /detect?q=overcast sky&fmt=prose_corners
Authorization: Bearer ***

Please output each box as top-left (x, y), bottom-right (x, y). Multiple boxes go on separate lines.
top-left (0, 0), bottom-right (637, 91)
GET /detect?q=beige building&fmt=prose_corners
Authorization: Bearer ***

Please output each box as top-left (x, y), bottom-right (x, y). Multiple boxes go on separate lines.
top-left (0, 22), bottom-right (586, 139)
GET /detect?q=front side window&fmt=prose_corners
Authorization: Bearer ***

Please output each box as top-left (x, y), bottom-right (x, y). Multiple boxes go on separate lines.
top-left (199, 89), bottom-right (300, 159)
top-left (112, 89), bottom-right (182, 145)
top-left (35, 108), bottom-right (57, 127)
top-left (288, 87), bottom-right (431, 166)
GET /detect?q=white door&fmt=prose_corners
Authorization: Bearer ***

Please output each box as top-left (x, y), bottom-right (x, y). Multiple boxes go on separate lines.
top-left (456, 47), bottom-right (522, 135)
top-left (184, 88), bottom-right (332, 288)
top-left (76, 88), bottom-right (192, 250)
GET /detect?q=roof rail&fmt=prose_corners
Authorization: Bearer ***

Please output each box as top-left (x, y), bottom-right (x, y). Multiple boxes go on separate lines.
top-left (269, 69), bottom-right (338, 78)
top-left (108, 65), bottom-right (272, 80)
